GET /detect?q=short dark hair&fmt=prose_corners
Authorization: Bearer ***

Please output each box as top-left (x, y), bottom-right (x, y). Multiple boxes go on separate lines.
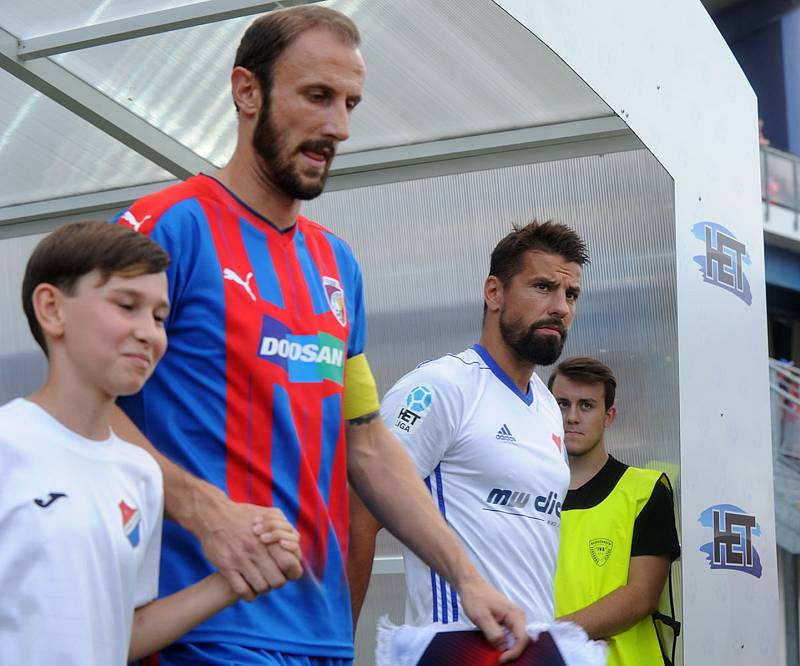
top-left (233, 5), bottom-right (360, 109)
top-left (22, 221), bottom-right (170, 355)
top-left (489, 220), bottom-right (589, 286)
top-left (548, 356), bottom-right (617, 411)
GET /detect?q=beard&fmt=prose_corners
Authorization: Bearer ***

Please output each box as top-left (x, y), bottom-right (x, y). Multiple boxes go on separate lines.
top-left (252, 101), bottom-right (335, 201)
top-left (499, 315), bottom-right (567, 367)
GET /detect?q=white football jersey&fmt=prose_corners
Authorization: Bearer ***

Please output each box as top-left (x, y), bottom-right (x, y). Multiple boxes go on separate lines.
top-left (0, 398), bottom-right (163, 666)
top-left (381, 345), bottom-right (569, 626)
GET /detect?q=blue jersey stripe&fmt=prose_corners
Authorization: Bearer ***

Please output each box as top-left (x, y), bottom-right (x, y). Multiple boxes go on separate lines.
top-left (424, 475), bottom-right (439, 623)
top-left (318, 394), bottom-right (341, 504)
top-left (451, 585), bottom-right (459, 622)
top-left (295, 230), bottom-right (330, 316)
top-left (240, 219), bottom-right (284, 308)
top-left (271, 385), bottom-right (301, 526)
top-left (322, 231), bottom-right (366, 357)
top-left (434, 464), bottom-right (449, 623)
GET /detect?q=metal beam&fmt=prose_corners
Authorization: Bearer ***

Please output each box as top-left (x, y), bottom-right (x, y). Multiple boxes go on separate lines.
top-left (371, 555), bottom-right (403, 576)
top-left (17, 0), bottom-right (320, 60)
top-left (0, 27), bottom-right (215, 180)
top-left (0, 118), bottom-right (640, 235)
top-left (333, 116), bottom-right (632, 175)
top-left (327, 116), bottom-right (641, 192)
top-left (0, 181), bottom-right (177, 229)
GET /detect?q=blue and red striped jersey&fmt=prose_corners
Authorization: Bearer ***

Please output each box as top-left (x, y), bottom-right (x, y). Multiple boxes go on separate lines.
top-left (115, 174), bottom-right (364, 657)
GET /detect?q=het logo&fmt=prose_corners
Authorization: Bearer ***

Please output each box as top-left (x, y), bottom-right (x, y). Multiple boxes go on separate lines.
top-left (691, 222), bottom-right (752, 305)
top-left (394, 386), bottom-right (433, 433)
top-left (698, 503), bottom-right (762, 578)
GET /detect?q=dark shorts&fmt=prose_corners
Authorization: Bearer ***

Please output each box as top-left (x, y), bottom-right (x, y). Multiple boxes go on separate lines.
top-left (142, 643), bottom-right (353, 666)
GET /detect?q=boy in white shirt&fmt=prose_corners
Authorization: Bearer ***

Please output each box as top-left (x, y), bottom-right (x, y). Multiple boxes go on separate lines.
top-left (0, 221), bottom-right (301, 665)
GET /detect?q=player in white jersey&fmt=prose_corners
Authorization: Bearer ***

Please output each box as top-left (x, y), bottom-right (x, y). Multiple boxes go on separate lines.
top-left (381, 346), bottom-right (568, 625)
top-left (348, 220), bottom-right (589, 632)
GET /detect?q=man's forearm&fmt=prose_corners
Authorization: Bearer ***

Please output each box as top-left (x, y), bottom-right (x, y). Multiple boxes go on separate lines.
top-left (110, 405), bottom-right (221, 531)
top-left (347, 417), bottom-right (528, 662)
top-left (347, 418), bottom-right (480, 591)
top-left (558, 584), bottom-right (653, 639)
top-left (558, 554), bottom-right (670, 639)
top-left (346, 487), bottom-right (381, 628)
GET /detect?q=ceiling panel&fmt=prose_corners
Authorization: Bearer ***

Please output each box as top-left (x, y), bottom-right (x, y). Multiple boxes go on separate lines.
top-left (51, 0), bottom-right (611, 163)
top-left (0, 0), bottom-right (194, 40)
top-left (0, 70), bottom-right (172, 207)
top-left (1, 0), bottom-right (612, 210)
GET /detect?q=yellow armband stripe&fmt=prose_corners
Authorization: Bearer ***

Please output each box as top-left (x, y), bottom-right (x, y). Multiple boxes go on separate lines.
top-left (344, 353), bottom-right (380, 421)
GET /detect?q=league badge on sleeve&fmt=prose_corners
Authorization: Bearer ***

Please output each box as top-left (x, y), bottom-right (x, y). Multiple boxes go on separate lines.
top-left (323, 276), bottom-right (347, 327)
top-left (394, 385), bottom-right (433, 433)
top-left (119, 500), bottom-right (141, 547)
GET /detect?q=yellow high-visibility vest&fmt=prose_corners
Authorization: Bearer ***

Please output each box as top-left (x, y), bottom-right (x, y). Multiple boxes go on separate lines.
top-left (554, 466), bottom-right (665, 666)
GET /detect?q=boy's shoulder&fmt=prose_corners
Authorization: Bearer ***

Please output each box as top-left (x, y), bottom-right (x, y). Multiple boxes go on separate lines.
top-left (0, 398), bottom-right (46, 450)
top-left (0, 399), bottom-right (161, 488)
top-left (110, 432), bottom-right (163, 486)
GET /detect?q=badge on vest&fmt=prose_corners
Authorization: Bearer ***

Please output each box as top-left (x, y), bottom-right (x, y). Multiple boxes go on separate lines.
top-left (323, 276), bottom-right (347, 327)
top-left (589, 538), bottom-right (613, 566)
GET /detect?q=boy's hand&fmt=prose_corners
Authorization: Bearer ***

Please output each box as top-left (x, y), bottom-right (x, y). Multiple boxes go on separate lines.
top-left (194, 497), bottom-right (302, 599)
top-left (252, 509), bottom-right (303, 576)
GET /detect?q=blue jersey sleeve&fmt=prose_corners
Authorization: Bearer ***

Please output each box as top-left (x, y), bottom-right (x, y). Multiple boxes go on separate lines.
top-left (324, 232), bottom-right (367, 358)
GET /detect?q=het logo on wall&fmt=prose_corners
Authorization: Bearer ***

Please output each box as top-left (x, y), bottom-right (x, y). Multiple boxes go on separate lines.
top-left (691, 222), bottom-right (752, 305)
top-left (698, 503), bottom-right (762, 578)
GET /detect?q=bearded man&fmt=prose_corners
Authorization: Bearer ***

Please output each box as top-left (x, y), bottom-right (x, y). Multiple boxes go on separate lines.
top-left (110, 6), bottom-right (528, 665)
top-left (348, 221), bottom-right (588, 630)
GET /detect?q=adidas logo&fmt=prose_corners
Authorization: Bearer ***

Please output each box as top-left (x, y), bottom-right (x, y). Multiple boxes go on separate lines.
top-left (496, 424), bottom-right (516, 443)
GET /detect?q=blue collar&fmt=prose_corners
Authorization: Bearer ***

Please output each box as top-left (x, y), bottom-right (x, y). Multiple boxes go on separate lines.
top-left (471, 344), bottom-right (533, 406)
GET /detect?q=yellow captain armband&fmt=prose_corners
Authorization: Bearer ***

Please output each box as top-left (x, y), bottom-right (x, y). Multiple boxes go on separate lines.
top-left (344, 353), bottom-right (381, 421)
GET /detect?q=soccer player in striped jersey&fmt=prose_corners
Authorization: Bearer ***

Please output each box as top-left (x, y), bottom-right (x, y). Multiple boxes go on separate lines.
top-left (111, 6), bottom-right (528, 665)
top-left (348, 221), bottom-right (587, 630)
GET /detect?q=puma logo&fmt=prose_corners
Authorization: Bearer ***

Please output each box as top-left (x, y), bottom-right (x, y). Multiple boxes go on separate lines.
top-left (223, 268), bottom-right (256, 301)
top-left (34, 492), bottom-right (68, 508)
top-left (121, 211), bottom-right (152, 232)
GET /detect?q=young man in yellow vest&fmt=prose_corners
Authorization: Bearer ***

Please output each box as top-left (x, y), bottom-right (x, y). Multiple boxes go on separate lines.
top-left (549, 357), bottom-right (680, 665)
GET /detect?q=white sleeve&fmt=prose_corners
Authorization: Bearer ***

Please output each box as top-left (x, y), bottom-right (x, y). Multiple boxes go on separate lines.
top-left (380, 362), bottom-right (460, 479)
top-left (134, 462), bottom-right (164, 608)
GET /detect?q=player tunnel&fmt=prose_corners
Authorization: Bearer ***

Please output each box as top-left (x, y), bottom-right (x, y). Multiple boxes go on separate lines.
top-left (0, 1), bottom-right (777, 664)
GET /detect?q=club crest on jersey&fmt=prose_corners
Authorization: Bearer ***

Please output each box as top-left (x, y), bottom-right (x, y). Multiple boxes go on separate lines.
top-left (394, 385), bottom-right (433, 433)
top-left (322, 276), bottom-right (347, 327)
top-left (589, 538), bottom-right (613, 566)
top-left (119, 500), bottom-right (141, 547)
